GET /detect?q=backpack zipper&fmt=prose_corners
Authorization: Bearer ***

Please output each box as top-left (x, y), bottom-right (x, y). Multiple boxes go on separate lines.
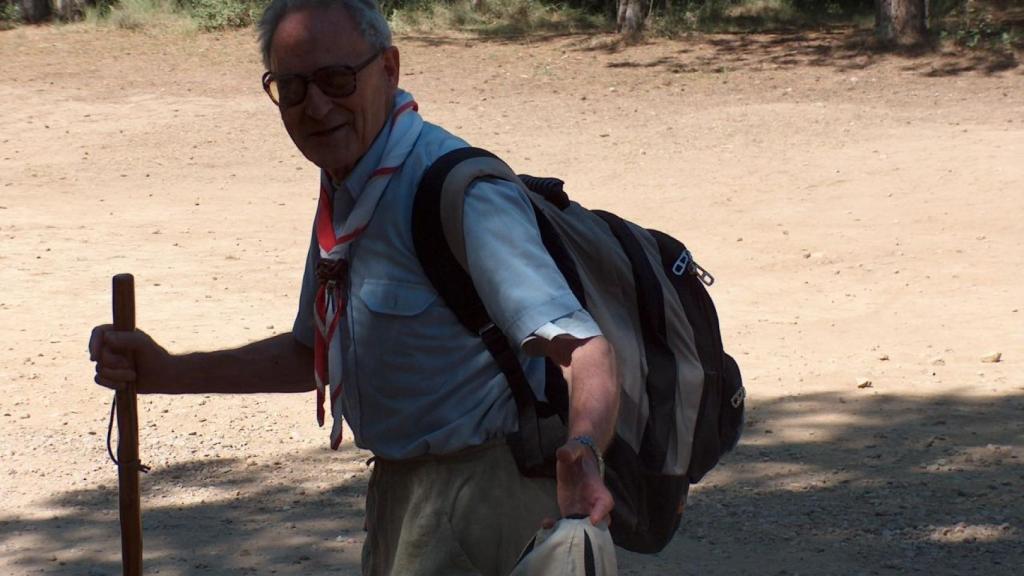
top-left (672, 249), bottom-right (715, 287)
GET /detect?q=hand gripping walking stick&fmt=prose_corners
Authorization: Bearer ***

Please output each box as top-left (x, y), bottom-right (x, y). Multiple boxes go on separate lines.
top-left (112, 273), bottom-right (144, 575)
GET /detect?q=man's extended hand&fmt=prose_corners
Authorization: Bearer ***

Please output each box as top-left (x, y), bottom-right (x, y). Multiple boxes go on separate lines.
top-left (555, 437), bottom-right (614, 526)
top-left (88, 325), bottom-right (172, 393)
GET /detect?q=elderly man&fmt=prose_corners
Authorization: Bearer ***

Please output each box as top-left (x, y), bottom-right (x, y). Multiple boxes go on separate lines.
top-left (89, 0), bottom-right (618, 574)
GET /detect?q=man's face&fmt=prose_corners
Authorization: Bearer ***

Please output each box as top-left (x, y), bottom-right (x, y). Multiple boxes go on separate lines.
top-left (269, 6), bottom-right (399, 181)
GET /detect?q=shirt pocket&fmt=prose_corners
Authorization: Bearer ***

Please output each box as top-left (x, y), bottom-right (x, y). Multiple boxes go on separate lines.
top-left (354, 280), bottom-right (444, 399)
top-left (359, 280), bottom-right (437, 317)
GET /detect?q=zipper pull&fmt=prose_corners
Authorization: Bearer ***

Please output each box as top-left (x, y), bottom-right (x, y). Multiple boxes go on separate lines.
top-left (672, 248), bottom-right (715, 286)
top-left (671, 249), bottom-right (692, 276)
top-left (693, 261), bottom-right (715, 287)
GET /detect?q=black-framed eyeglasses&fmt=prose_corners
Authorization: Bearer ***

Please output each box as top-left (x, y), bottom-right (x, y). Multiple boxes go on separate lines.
top-left (262, 50), bottom-right (382, 108)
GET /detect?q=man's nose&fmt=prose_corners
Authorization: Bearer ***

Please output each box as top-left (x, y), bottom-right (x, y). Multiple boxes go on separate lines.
top-left (303, 83), bottom-right (333, 120)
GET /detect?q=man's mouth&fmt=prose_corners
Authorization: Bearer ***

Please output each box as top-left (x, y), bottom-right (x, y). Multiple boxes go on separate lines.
top-left (310, 124), bottom-right (346, 138)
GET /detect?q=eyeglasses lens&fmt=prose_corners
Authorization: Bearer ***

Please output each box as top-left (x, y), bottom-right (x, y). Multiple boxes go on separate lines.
top-left (314, 69), bottom-right (357, 98)
top-left (265, 54), bottom-right (377, 108)
top-left (267, 81), bottom-right (281, 105)
top-left (277, 79), bottom-right (309, 108)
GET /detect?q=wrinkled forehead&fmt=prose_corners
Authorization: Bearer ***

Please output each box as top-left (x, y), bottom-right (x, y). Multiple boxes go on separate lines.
top-left (269, 5), bottom-right (370, 73)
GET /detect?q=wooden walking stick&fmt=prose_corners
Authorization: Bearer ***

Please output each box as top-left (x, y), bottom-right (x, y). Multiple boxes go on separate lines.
top-left (112, 273), bottom-right (143, 576)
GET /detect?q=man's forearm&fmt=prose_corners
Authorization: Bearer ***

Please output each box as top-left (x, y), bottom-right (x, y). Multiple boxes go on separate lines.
top-left (157, 333), bottom-right (314, 394)
top-left (563, 336), bottom-right (619, 450)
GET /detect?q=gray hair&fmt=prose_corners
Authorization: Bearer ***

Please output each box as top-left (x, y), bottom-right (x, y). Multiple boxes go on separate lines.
top-left (258, 0), bottom-right (393, 70)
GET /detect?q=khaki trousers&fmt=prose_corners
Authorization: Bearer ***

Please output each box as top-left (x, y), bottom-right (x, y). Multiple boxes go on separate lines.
top-left (362, 442), bottom-right (560, 576)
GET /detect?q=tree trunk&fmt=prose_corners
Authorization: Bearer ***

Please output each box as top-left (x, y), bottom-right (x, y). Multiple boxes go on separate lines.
top-left (875, 0), bottom-right (927, 46)
top-left (19, 0), bottom-right (50, 22)
top-left (53, 0), bottom-right (87, 21)
top-left (617, 0), bottom-right (646, 37)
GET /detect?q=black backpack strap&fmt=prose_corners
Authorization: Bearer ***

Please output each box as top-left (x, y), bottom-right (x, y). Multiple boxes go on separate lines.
top-left (411, 146), bottom-right (547, 474)
top-left (412, 147), bottom-right (499, 333)
top-left (593, 211), bottom-right (677, 473)
top-left (517, 175), bottom-right (570, 210)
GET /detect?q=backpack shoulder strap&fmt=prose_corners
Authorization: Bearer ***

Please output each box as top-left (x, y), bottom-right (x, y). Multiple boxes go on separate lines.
top-left (412, 146), bottom-right (519, 331)
top-left (411, 146), bottom-right (549, 474)
top-left (430, 147), bottom-right (522, 272)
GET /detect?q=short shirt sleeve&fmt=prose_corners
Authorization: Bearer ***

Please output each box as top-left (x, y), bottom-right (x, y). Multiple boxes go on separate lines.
top-left (292, 229), bottom-right (317, 349)
top-left (462, 178), bottom-right (599, 346)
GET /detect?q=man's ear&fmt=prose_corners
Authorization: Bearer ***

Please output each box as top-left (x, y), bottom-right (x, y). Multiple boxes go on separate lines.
top-left (382, 46), bottom-right (400, 91)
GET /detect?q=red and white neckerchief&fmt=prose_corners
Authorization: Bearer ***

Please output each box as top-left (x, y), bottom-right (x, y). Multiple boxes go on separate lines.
top-left (313, 90), bottom-right (422, 450)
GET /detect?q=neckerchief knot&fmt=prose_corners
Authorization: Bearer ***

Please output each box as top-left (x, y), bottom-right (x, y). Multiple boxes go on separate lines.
top-left (316, 257), bottom-right (350, 286)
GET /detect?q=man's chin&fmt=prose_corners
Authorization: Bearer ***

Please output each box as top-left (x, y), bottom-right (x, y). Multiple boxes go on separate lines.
top-left (316, 155), bottom-right (358, 182)
top-left (299, 145), bottom-right (356, 178)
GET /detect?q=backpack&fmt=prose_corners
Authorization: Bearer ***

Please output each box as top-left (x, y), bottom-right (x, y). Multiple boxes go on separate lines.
top-left (411, 147), bottom-right (745, 553)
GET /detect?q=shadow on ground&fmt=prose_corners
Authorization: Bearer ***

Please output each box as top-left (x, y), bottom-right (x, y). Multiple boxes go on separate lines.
top-left (1, 443), bottom-right (370, 576)
top-left (631, 391), bottom-right (1024, 575)
top-left (3, 393), bottom-right (1022, 575)
top-left (577, 28), bottom-right (1021, 77)
top-left (401, 27), bottom-right (1021, 78)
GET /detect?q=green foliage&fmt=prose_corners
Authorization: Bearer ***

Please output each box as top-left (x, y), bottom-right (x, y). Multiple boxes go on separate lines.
top-left (79, 0), bottom-right (266, 30)
top-left (81, 0), bottom-right (196, 30)
top-left (934, 0), bottom-right (1023, 52)
top-left (176, 0), bottom-right (268, 30)
top-left (111, 0), bottom-right (169, 29)
top-left (91, 0), bottom-right (122, 16)
top-left (389, 0), bottom-right (605, 36)
top-left (0, 0), bottom-right (21, 28)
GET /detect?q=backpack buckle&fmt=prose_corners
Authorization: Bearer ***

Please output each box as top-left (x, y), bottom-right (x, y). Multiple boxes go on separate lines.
top-left (730, 386), bottom-right (746, 408)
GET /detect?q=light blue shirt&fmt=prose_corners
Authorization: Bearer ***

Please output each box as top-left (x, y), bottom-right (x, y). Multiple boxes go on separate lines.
top-left (293, 120), bottom-right (600, 459)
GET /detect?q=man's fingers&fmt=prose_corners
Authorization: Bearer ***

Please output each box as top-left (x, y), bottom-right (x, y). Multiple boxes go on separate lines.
top-left (103, 329), bottom-right (142, 352)
top-left (555, 439), bottom-right (614, 526)
top-left (589, 492), bottom-right (615, 526)
top-left (90, 325), bottom-right (150, 393)
top-left (89, 324), bottom-right (113, 361)
top-left (101, 347), bottom-right (134, 369)
top-left (90, 324), bottom-right (140, 360)
top-left (98, 366), bottom-right (137, 383)
top-left (94, 374), bottom-right (127, 391)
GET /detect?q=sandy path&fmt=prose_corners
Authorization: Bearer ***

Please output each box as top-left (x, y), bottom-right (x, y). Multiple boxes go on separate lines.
top-left (1, 24), bottom-right (1022, 575)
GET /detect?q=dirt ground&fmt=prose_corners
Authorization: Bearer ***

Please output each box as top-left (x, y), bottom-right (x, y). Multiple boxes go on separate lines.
top-left (1, 21), bottom-right (1022, 576)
